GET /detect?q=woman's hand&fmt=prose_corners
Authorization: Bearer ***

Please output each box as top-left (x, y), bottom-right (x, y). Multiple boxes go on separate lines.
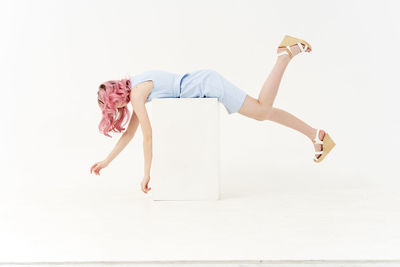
top-left (141, 175), bottom-right (151, 193)
top-left (90, 160), bottom-right (109, 175)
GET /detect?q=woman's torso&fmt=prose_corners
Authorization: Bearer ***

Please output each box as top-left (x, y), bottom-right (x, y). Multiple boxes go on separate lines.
top-left (130, 69), bottom-right (247, 115)
top-left (130, 70), bottom-right (189, 103)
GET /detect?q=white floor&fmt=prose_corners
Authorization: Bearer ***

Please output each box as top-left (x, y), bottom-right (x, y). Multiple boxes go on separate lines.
top-left (2, 262), bottom-right (400, 267)
top-left (1, 168), bottom-right (400, 264)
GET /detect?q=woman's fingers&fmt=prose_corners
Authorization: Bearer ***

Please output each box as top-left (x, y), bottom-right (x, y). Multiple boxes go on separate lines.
top-left (140, 179), bottom-right (151, 193)
top-left (142, 183), bottom-right (149, 193)
top-left (94, 166), bottom-right (101, 175)
top-left (90, 162), bottom-right (107, 175)
top-left (90, 163), bottom-right (97, 174)
top-left (145, 184), bottom-right (151, 193)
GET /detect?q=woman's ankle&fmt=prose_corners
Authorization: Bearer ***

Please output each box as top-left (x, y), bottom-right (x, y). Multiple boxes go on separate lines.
top-left (307, 128), bottom-right (317, 141)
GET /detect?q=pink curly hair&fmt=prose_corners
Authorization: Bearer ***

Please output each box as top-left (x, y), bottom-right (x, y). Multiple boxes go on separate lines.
top-left (97, 78), bottom-right (132, 138)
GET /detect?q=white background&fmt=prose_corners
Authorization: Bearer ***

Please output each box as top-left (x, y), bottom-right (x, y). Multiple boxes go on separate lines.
top-left (1, 0), bottom-right (400, 262)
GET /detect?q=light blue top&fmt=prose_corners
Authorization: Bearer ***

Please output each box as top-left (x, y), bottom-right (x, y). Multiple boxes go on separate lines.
top-left (130, 70), bottom-right (188, 103)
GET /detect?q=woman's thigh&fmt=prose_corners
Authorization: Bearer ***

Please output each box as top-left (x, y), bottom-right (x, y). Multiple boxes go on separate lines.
top-left (238, 94), bottom-right (268, 121)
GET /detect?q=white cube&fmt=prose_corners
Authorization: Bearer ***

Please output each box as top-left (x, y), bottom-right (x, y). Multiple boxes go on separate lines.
top-left (147, 98), bottom-right (220, 201)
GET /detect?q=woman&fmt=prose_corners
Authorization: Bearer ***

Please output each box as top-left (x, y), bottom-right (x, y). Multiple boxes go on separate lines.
top-left (90, 35), bottom-right (336, 194)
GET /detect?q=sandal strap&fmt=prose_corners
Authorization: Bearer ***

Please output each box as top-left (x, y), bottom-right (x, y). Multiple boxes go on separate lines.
top-left (297, 42), bottom-right (305, 53)
top-left (277, 50), bottom-right (289, 57)
top-left (285, 46), bottom-right (293, 58)
top-left (312, 128), bottom-right (323, 144)
top-left (279, 41), bottom-right (310, 59)
top-left (297, 42), bottom-right (308, 53)
top-left (313, 128), bottom-right (325, 161)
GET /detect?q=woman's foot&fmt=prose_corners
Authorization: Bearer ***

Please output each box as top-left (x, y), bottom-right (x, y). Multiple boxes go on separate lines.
top-left (311, 128), bottom-right (326, 160)
top-left (277, 43), bottom-right (311, 59)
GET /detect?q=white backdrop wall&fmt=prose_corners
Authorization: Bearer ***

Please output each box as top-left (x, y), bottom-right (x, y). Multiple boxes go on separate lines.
top-left (1, 0), bottom-right (399, 200)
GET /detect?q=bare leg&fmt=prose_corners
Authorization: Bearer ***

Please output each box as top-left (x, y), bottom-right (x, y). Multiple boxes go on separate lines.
top-left (237, 45), bottom-right (325, 157)
top-left (268, 107), bottom-right (315, 139)
top-left (258, 56), bottom-right (291, 107)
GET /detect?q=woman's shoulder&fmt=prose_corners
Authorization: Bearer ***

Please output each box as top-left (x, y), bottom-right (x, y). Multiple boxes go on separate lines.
top-left (130, 70), bottom-right (154, 86)
top-left (129, 79), bottom-right (154, 103)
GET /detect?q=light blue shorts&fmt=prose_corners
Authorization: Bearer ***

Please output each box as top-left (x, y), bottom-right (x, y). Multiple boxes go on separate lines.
top-left (179, 69), bottom-right (247, 114)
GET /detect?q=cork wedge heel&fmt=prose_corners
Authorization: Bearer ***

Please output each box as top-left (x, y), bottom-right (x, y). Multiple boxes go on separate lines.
top-left (313, 129), bottom-right (336, 163)
top-left (277, 34), bottom-right (312, 59)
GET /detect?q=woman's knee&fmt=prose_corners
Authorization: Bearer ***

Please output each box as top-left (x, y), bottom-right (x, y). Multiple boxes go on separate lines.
top-left (256, 103), bottom-right (273, 121)
top-left (238, 96), bottom-right (272, 121)
top-left (259, 106), bottom-right (272, 121)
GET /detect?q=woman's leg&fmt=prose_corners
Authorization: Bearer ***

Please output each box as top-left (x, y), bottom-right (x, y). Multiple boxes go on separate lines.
top-left (237, 48), bottom-right (325, 154)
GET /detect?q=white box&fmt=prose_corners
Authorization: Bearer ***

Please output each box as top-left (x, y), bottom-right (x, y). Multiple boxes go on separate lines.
top-left (147, 98), bottom-right (220, 201)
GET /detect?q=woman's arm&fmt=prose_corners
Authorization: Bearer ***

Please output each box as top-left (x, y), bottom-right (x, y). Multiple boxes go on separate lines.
top-left (130, 81), bottom-right (153, 193)
top-left (132, 101), bottom-right (152, 176)
top-left (91, 111), bottom-right (139, 176)
top-left (104, 111), bottom-right (140, 165)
